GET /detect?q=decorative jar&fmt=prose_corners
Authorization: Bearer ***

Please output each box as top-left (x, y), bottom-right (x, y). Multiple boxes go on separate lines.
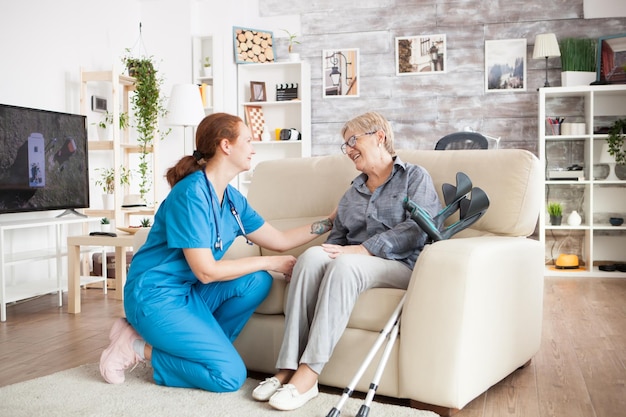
top-left (567, 210), bottom-right (582, 226)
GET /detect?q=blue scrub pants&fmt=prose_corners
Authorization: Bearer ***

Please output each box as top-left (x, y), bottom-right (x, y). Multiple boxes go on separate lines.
top-left (125, 271), bottom-right (272, 392)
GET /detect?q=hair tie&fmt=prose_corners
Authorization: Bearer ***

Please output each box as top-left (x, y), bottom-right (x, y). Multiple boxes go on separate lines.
top-left (192, 150), bottom-right (204, 162)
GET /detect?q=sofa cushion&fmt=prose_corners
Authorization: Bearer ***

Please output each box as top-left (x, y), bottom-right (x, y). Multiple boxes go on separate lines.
top-left (247, 150), bottom-right (541, 239)
top-left (347, 287), bottom-right (405, 331)
top-left (247, 154), bottom-right (357, 221)
top-left (396, 149), bottom-right (541, 237)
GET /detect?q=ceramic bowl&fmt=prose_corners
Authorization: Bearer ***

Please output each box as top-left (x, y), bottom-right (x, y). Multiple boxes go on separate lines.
top-left (609, 217), bottom-right (624, 226)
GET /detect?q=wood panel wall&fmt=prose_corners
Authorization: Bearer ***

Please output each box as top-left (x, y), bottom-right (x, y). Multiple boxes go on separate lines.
top-left (260, 0), bottom-right (626, 156)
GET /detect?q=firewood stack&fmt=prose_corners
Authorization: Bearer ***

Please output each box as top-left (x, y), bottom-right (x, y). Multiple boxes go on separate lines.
top-left (235, 28), bottom-right (274, 63)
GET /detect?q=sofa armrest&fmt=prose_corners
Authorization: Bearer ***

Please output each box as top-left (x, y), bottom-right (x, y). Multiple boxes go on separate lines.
top-left (398, 236), bottom-right (544, 409)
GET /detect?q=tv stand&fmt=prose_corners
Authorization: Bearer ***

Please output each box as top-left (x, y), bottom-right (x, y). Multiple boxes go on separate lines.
top-left (0, 216), bottom-right (100, 321)
top-left (56, 209), bottom-right (87, 218)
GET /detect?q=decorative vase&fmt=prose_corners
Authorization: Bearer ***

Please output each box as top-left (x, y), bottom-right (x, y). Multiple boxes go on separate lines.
top-left (567, 210), bottom-right (582, 226)
top-left (261, 125), bottom-right (271, 142)
top-left (102, 194), bottom-right (114, 210)
top-left (550, 215), bottom-right (562, 226)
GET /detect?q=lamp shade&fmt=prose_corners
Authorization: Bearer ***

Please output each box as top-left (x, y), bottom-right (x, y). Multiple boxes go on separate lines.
top-left (599, 141), bottom-right (615, 164)
top-left (166, 84), bottom-right (205, 127)
top-left (532, 33), bottom-right (561, 59)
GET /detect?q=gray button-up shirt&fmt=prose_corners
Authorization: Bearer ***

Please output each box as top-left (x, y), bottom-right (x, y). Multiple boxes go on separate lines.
top-left (326, 156), bottom-right (441, 269)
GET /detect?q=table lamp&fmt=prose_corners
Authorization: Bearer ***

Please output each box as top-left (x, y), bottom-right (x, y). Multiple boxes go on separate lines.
top-left (599, 141), bottom-right (620, 181)
top-left (532, 33), bottom-right (561, 88)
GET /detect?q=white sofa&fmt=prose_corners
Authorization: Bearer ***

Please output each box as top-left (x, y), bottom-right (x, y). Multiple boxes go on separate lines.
top-left (229, 149), bottom-right (544, 416)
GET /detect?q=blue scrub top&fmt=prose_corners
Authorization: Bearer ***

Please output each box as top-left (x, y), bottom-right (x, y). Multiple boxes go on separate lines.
top-left (124, 170), bottom-right (264, 305)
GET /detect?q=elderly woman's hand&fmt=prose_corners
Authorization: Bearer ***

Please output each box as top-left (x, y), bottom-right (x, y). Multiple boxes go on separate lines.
top-left (321, 243), bottom-right (370, 259)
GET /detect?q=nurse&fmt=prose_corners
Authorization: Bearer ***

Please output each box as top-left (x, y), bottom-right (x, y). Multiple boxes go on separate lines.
top-left (99, 112), bottom-right (335, 392)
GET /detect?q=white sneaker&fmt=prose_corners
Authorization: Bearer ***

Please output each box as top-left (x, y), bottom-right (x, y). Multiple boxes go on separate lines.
top-left (252, 377), bottom-right (282, 401)
top-left (269, 382), bottom-right (319, 411)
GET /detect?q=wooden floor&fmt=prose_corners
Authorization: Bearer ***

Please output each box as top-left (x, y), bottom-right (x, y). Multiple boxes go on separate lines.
top-left (1, 278), bottom-right (625, 417)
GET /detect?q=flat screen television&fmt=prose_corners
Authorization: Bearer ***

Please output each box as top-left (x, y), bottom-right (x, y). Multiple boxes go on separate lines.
top-left (0, 104), bottom-right (90, 215)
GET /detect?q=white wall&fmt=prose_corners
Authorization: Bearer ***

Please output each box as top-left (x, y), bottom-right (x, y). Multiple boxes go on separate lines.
top-left (0, 0), bottom-right (298, 211)
top-left (0, 0), bottom-right (299, 284)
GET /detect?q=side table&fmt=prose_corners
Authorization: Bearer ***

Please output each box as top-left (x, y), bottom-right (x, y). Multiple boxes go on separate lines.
top-left (67, 233), bottom-right (135, 314)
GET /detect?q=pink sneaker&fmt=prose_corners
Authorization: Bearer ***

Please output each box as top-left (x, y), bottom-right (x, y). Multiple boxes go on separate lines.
top-left (99, 318), bottom-right (143, 384)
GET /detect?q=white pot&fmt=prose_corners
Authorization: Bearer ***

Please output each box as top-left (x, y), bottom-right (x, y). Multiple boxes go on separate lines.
top-left (561, 71), bottom-right (596, 87)
top-left (203, 67), bottom-right (212, 77)
top-left (288, 53), bottom-right (300, 62)
top-left (101, 223), bottom-right (113, 233)
top-left (102, 193), bottom-right (114, 210)
top-left (97, 126), bottom-right (109, 141)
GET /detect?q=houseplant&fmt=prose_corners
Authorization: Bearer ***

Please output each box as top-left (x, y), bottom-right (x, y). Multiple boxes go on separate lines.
top-left (547, 202), bottom-right (563, 225)
top-left (100, 217), bottom-right (112, 232)
top-left (95, 166), bottom-right (131, 210)
top-left (95, 110), bottom-right (129, 140)
top-left (606, 118), bottom-right (626, 165)
top-left (559, 38), bottom-right (596, 87)
top-left (202, 56), bottom-right (212, 77)
top-left (282, 29), bottom-right (301, 61)
top-left (121, 50), bottom-right (169, 203)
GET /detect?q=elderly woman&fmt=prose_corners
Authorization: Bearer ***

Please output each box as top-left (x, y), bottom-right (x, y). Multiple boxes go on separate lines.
top-left (252, 111), bottom-right (442, 411)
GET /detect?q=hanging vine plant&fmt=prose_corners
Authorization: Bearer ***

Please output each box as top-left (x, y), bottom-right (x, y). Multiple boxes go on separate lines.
top-left (122, 49), bottom-right (170, 203)
top-left (606, 118), bottom-right (626, 165)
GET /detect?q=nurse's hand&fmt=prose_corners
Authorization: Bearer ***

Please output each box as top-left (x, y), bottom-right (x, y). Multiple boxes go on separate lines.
top-left (268, 255), bottom-right (297, 282)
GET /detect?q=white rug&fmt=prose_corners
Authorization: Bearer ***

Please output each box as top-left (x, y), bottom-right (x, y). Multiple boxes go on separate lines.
top-left (0, 363), bottom-right (438, 417)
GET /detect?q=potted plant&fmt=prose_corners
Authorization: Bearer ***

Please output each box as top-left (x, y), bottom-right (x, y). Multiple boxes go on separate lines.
top-left (94, 110), bottom-right (129, 140)
top-left (282, 29), bottom-right (301, 61)
top-left (559, 38), bottom-right (596, 87)
top-left (95, 166), bottom-right (131, 210)
top-left (121, 50), bottom-right (169, 204)
top-left (140, 217), bottom-right (152, 228)
top-left (100, 217), bottom-right (112, 232)
top-left (202, 56), bottom-right (212, 77)
top-left (606, 118), bottom-right (626, 165)
top-left (547, 202), bottom-right (563, 226)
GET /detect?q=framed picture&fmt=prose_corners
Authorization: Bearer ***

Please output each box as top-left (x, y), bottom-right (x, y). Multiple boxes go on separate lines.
top-left (485, 39), bottom-right (527, 92)
top-left (322, 48), bottom-right (359, 98)
top-left (233, 27), bottom-right (275, 64)
top-left (596, 33), bottom-right (626, 84)
top-left (395, 34), bottom-right (446, 76)
top-left (244, 105), bottom-right (265, 141)
top-left (250, 81), bottom-right (267, 102)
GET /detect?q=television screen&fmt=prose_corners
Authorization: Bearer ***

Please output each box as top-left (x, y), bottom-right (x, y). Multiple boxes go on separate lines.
top-left (0, 104), bottom-right (90, 215)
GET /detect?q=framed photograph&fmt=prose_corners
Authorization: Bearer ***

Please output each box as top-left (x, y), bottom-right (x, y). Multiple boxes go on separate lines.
top-left (244, 105), bottom-right (265, 141)
top-left (395, 34), bottom-right (446, 76)
top-left (596, 33), bottom-right (626, 84)
top-left (485, 39), bottom-right (527, 92)
top-left (233, 26), bottom-right (275, 64)
top-left (250, 81), bottom-right (267, 102)
top-left (322, 48), bottom-right (359, 98)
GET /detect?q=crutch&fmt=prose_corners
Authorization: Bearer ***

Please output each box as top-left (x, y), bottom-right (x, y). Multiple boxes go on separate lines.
top-left (355, 308), bottom-right (401, 417)
top-left (325, 294), bottom-right (406, 417)
top-left (403, 173), bottom-right (490, 241)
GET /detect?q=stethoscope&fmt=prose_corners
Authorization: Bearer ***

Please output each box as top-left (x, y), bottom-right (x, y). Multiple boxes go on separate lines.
top-left (203, 173), bottom-right (252, 251)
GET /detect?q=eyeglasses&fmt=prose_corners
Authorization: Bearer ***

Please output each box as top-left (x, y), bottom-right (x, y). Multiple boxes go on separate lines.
top-left (340, 131), bottom-right (376, 154)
